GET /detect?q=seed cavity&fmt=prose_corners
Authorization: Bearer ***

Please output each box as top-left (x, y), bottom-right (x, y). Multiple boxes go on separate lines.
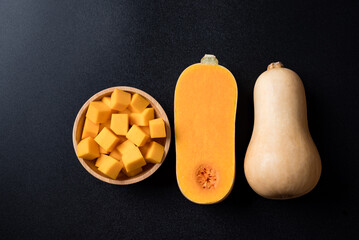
top-left (196, 165), bottom-right (217, 189)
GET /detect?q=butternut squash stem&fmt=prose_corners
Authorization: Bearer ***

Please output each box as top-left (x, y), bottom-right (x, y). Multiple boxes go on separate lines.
top-left (201, 54), bottom-right (218, 65)
top-left (267, 62), bottom-right (284, 70)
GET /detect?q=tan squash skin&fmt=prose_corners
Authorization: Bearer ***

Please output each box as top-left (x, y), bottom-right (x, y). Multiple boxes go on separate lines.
top-left (244, 62), bottom-right (321, 200)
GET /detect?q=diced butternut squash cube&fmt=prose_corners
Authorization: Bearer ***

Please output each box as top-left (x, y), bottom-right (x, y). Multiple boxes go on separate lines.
top-left (149, 118), bottom-right (166, 138)
top-left (116, 140), bottom-right (137, 155)
top-left (129, 108), bottom-right (154, 126)
top-left (122, 167), bottom-right (143, 177)
top-left (126, 125), bottom-right (149, 147)
top-left (139, 126), bottom-right (151, 141)
top-left (95, 154), bottom-right (107, 168)
top-left (144, 141), bottom-right (164, 163)
top-left (81, 118), bottom-right (99, 139)
top-left (99, 119), bottom-right (111, 132)
top-left (110, 89), bottom-right (131, 111)
top-left (86, 101), bottom-right (111, 123)
top-left (94, 127), bottom-right (120, 152)
top-left (128, 93), bottom-right (150, 113)
top-left (101, 96), bottom-right (111, 107)
top-left (98, 155), bottom-right (123, 179)
top-left (100, 146), bottom-right (109, 154)
top-left (142, 108), bottom-right (155, 123)
top-left (77, 137), bottom-right (99, 160)
top-left (129, 113), bottom-right (141, 126)
top-left (111, 114), bottom-right (129, 135)
top-left (109, 148), bottom-right (122, 161)
top-left (122, 146), bottom-right (146, 172)
top-left (102, 96), bottom-right (117, 113)
top-left (139, 142), bottom-right (150, 156)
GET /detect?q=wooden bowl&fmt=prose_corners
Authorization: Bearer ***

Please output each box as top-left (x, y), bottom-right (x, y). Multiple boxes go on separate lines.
top-left (72, 86), bottom-right (171, 185)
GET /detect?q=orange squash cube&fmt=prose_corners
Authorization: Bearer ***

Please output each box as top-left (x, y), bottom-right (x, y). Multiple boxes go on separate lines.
top-left (128, 93), bottom-right (150, 113)
top-left (110, 89), bottom-right (131, 111)
top-left (101, 96), bottom-right (111, 108)
top-left (95, 154), bottom-right (107, 168)
top-left (144, 141), bottom-right (164, 163)
top-left (139, 126), bottom-right (151, 140)
top-left (122, 167), bottom-right (143, 177)
top-left (86, 101), bottom-right (111, 123)
top-left (102, 96), bottom-right (117, 113)
top-left (139, 141), bottom-right (150, 156)
top-left (111, 114), bottom-right (129, 136)
top-left (122, 146), bottom-right (146, 172)
top-left (126, 125), bottom-right (149, 147)
top-left (116, 140), bottom-right (138, 155)
top-left (129, 108), bottom-right (154, 126)
top-left (98, 155), bottom-right (124, 179)
top-left (77, 137), bottom-right (100, 160)
top-left (94, 127), bottom-right (120, 152)
top-left (109, 148), bottom-right (122, 161)
top-left (99, 119), bottom-right (111, 132)
top-left (81, 118), bottom-right (99, 139)
top-left (149, 118), bottom-right (166, 138)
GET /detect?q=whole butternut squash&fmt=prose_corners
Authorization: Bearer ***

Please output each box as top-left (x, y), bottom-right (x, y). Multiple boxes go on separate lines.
top-left (175, 54), bottom-right (237, 204)
top-left (244, 62), bottom-right (321, 200)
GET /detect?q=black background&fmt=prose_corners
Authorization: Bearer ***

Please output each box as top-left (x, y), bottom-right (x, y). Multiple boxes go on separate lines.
top-left (1, 0), bottom-right (358, 239)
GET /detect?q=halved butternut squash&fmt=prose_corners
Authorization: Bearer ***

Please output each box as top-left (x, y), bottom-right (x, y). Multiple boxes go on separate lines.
top-left (174, 54), bottom-right (238, 204)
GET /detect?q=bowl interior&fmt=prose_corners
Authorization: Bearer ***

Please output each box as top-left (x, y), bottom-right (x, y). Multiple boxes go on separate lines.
top-left (73, 87), bottom-right (171, 185)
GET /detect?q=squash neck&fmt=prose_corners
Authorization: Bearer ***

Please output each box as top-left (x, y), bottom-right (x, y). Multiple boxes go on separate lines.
top-left (267, 62), bottom-right (284, 70)
top-left (201, 54), bottom-right (218, 65)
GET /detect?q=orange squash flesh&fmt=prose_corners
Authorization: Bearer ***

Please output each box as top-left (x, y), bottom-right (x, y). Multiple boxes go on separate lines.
top-left (175, 55), bottom-right (237, 204)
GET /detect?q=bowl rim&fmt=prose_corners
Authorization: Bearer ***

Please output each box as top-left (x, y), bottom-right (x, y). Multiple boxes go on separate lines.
top-left (72, 86), bottom-right (171, 185)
